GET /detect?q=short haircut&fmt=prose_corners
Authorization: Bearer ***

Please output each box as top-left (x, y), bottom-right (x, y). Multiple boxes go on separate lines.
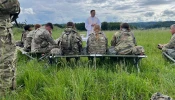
top-left (24, 25), bottom-right (31, 31)
top-left (171, 24), bottom-right (175, 28)
top-left (120, 23), bottom-right (130, 31)
top-left (90, 10), bottom-right (95, 13)
top-left (66, 22), bottom-right (75, 28)
top-left (35, 24), bottom-right (41, 30)
top-left (45, 22), bottom-right (53, 29)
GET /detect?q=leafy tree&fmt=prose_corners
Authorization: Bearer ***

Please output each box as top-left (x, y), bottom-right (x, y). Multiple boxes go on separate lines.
top-left (101, 22), bottom-right (108, 30)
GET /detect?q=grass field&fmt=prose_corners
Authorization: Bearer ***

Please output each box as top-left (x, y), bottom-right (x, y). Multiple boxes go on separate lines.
top-left (2, 27), bottom-right (175, 100)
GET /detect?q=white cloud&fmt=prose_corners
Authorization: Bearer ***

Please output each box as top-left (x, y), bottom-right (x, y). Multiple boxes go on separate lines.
top-left (21, 8), bottom-right (35, 15)
top-left (17, 0), bottom-right (175, 24)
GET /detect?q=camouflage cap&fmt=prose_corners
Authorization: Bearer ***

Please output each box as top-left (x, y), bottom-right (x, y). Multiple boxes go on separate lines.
top-left (150, 93), bottom-right (172, 100)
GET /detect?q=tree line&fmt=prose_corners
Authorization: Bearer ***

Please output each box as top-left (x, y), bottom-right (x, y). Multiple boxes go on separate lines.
top-left (74, 22), bottom-right (137, 31)
top-left (13, 22), bottom-right (137, 31)
top-left (14, 21), bottom-right (175, 30)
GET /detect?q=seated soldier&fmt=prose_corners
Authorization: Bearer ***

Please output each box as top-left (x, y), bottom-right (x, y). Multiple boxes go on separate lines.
top-left (31, 23), bottom-right (57, 53)
top-left (24, 24), bottom-right (41, 52)
top-left (87, 24), bottom-right (108, 54)
top-left (16, 25), bottom-right (32, 47)
top-left (158, 24), bottom-right (175, 58)
top-left (110, 23), bottom-right (144, 55)
top-left (59, 22), bottom-right (82, 55)
top-left (58, 22), bottom-right (82, 62)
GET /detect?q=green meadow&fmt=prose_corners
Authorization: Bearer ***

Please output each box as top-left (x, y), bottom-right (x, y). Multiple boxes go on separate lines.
top-left (2, 27), bottom-right (175, 100)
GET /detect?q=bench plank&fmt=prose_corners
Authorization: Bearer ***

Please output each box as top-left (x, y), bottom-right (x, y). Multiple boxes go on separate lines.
top-left (52, 54), bottom-right (147, 58)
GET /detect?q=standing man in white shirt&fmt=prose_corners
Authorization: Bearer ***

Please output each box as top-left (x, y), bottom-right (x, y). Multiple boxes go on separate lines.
top-left (84, 10), bottom-right (101, 41)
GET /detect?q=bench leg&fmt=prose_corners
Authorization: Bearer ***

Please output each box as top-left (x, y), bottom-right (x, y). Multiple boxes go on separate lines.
top-left (94, 56), bottom-right (97, 69)
top-left (38, 54), bottom-right (49, 61)
top-left (66, 58), bottom-right (71, 62)
top-left (88, 57), bottom-right (93, 66)
top-left (75, 57), bottom-right (80, 62)
top-left (100, 57), bottom-right (105, 61)
top-left (48, 56), bottom-right (55, 65)
top-left (134, 58), bottom-right (141, 73)
top-left (88, 57), bottom-right (96, 69)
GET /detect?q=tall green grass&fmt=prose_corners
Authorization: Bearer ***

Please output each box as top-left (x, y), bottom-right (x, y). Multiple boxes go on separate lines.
top-left (2, 27), bottom-right (175, 100)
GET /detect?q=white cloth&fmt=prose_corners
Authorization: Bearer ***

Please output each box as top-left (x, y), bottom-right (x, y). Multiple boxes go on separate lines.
top-left (85, 16), bottom-right (101, 38)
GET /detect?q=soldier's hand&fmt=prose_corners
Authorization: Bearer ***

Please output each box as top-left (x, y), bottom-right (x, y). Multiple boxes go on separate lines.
top-left (91, 24), bottom-right (96, 27)
top-left (158, 44), bottom-right (163, 49)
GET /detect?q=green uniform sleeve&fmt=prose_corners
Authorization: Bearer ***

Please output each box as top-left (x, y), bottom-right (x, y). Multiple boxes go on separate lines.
top-left (111, 33), bottom-right (118, 46)
top-left (163, 35), bottom-right (175, 51)
top-left (131, 32), bottom-right (137, 46)
top-left (43, 31), bottom-right (56, 45)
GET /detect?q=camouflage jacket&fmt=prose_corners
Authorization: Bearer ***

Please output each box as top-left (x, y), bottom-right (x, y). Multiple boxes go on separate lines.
top-left (59, 28), bottom-right (82, 55)
top-left (87, 31), bottom-right (108, 54)
top-left (0, 0), bottom-right (20, 92)
top-left (24, 30), bottom-right (36, 51)
top-left (0, 13), bottom-right (16, 49)
top-left (111, 29), bottom-right (136, 55)
top-left (22, 30), bottom-right (30, 43)
top-left (31, 27), bottom-right (57, 53)
top-left (162, 33), bottom-right (175, 51)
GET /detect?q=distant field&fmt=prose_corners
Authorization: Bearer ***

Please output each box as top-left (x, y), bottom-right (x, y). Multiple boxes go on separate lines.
top-left (3, 27), bottom-right (175, 100)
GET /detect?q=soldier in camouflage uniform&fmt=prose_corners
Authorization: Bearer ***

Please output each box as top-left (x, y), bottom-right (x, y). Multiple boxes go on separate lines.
top-left (110, 23), bottom-right (144, 55)
top-left (150, 92), bottom-right (172, 100)
top-left (16, 25), bottom-right (32, 48)
top-left (24, 24), bottom-right (41, 52)
top-left (59, 22), bottom-right (82, 55)
top-left (158, 24), bottom-right (175, 58)
top-left (0, 0), bottom-right (20, 95)
top-left (58, 22), bottom-right (82, 62)
top-left (87, 24), bottom-right (108, 54)
top-left (31, 23), bottom-right (57, 53)
top-left (22, 25), bottom-right (32, 44)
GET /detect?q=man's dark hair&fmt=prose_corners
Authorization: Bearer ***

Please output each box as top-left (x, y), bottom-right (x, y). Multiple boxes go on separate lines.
top-left (66, 22), bottom-right (75, 28)
top-left (24, 25), bottom-right (31, 31)
top-left (45, 22), bottom-right (53, 29)
top-left (35, 24), bottom-right (41, 30)
top-left (90, 10), bottom-right (95, 13)
top-left (121, 23), bottom-right (130, 31)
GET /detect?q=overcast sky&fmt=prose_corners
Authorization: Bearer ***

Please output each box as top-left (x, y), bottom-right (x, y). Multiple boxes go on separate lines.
top-left (18, 0), bottom-right (175, 24)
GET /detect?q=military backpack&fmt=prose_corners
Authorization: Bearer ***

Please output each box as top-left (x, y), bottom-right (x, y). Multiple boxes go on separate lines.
top-left (60, 28), bottom-right (82, 55)
top-left (87, 32), bottom-right (107, 54)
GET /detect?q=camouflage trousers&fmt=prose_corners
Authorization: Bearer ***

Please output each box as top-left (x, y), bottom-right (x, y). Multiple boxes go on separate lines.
top-left (0, 30), bottom-right (16, 95)
top-left (132, 46), bottom-right (145, 55)
top-left (108, 46), bottom-right (132, 55)
top-left (33, 45), bottom-right (56, 54)
top-left (108, 46), bottom-right (144, 55)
